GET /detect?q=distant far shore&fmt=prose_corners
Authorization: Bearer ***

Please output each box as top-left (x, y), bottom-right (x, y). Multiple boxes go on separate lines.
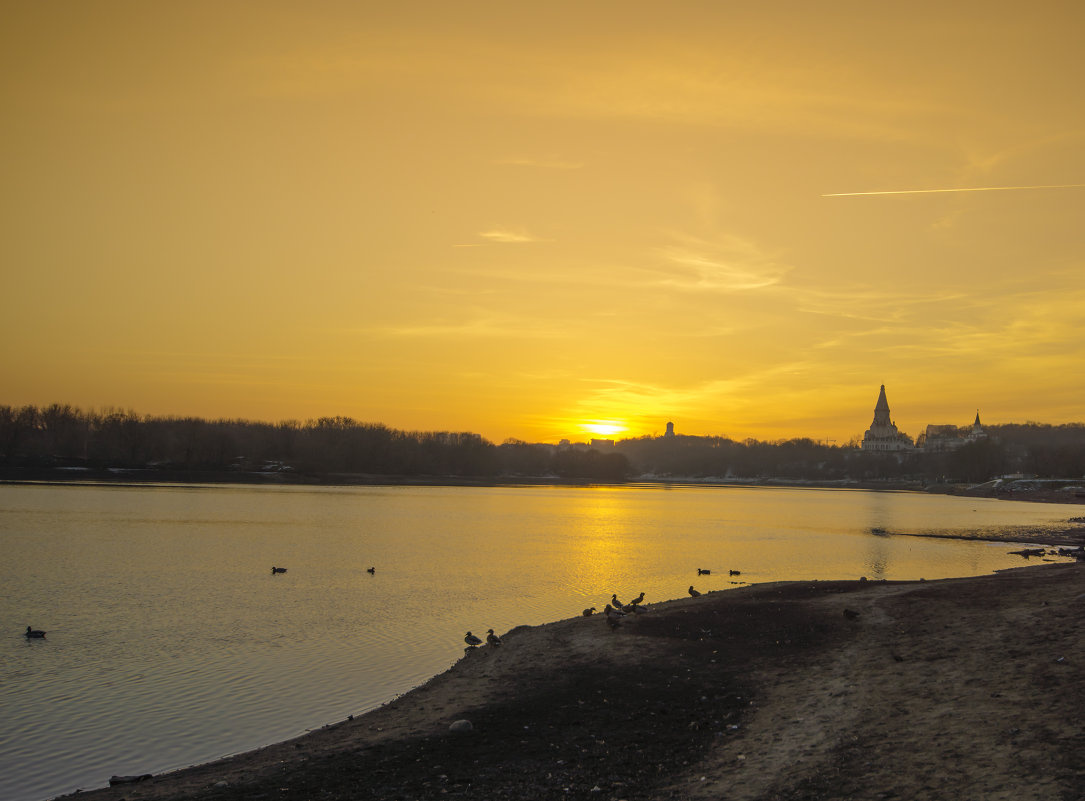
top-left (3, 466), bottom-right (1085, 503)
top-left (4, 466), bottom-right (1085, 504)
top-left (0, 465), bottom-right (939, 493)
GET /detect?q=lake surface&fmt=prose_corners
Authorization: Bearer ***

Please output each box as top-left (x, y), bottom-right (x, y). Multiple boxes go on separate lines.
top-left (2, 482), bottom-right (1082, 801)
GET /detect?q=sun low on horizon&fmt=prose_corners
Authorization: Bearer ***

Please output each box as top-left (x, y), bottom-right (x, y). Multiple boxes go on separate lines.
top-left (581, 422), bottom-right (630, 439)
top-left (2, 1), bottom-right (1084, 446)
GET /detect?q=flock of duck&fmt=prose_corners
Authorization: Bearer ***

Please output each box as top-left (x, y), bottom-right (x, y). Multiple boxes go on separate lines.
top-left (271, 565), bottom-right (377, 574)
top-left (24, 565), bottom-right (744, 647)
top-left (462, 567), bottom-right (745, 644)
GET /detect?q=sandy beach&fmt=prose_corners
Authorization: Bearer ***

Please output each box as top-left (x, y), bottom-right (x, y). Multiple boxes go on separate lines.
top-left (56, 540), bottom-right (1084, 801)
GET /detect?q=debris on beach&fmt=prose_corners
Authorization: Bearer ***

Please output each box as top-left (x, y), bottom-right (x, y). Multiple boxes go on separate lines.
top-left (1009, 548), bottom-right (1047, 557)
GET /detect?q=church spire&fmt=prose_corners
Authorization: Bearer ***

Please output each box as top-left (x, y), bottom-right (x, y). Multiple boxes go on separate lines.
top-left (872, 384), bottom-right (891, 425)
top-left (862, 384), bottom-right (912, 451)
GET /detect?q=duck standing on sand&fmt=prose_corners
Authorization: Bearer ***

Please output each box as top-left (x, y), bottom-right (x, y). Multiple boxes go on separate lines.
top-left (25, 626), bottom-right (46, 639)
top-left (688, 585), bottom-right (701, 597)
top-left (464, 631), bottom-right (483, 648)
top-left (486, 629), bottom-right (502, 647)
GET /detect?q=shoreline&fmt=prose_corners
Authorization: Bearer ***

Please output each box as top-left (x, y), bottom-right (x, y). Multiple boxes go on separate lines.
top-left (4, 467), bottom-right (1084, 504)
top-left (57, 561), bottom-right (1085, 801)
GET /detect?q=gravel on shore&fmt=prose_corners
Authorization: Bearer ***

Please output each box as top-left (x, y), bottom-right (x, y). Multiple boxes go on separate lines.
top-left (59, 558), bottom-right (1085, 801)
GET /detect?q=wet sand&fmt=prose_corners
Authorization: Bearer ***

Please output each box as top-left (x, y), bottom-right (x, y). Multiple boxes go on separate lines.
top-left (59, 553), bottom-right (1084, 801)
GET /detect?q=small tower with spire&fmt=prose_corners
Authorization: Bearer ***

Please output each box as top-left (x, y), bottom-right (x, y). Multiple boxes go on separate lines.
top-left (967, 410), bottom-right (987, 442)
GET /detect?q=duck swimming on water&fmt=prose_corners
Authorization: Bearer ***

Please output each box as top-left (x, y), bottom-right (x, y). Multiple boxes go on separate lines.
top-left (25, 626), bottom-right (45, 639)
top-left (271, 566), bottom-right (287, 574)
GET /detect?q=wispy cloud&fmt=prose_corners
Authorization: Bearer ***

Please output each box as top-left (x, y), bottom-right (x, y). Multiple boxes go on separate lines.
top-left (789, 286), bottom-right (969, 324)
top-left (653, 232), bottom-right (789, 292)
top-left (572, 361), bottom-right (813, 420)
top-left (477, 226), bottom-right (552, 244)
top-left (452, 226), bottom-right (553, 248)
top-left (367, 313), bottom-right (569, 340)
top-left (495, 157), bottom-right (584, 170)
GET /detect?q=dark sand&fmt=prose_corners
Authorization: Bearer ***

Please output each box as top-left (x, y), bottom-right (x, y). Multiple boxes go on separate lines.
top-left (59, 548), bottom-right (1084, 801)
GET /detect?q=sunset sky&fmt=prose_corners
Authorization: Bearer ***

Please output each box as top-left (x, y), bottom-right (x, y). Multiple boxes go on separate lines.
top-left (3, 1), bottom-right (1084, 444)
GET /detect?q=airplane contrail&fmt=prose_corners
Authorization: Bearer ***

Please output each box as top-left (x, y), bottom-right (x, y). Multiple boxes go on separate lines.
top-left (822, 183), bottom-right (1085, 197)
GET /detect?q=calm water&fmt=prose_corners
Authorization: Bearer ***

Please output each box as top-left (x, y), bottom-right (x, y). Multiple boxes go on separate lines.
top-left (2, 482), bottom-right (1082, 801)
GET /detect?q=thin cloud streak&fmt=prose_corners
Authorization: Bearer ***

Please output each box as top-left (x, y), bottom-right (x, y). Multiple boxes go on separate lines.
top-left (823, 183), bottom-right (1085, 197)
top-left (653, 232), bottom-right (790, 292)
top-left (478, 227), bottom-right (552, 243)
top-left (366, 316), bottom-right (571, 340)
top-left (495, 157), bottom-right (585, 170)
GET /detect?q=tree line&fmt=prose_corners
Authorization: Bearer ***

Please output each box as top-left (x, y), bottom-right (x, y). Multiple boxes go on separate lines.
top-left (0, 404), bottom-right (629, 480)
top-left (2, 404), bottom-right (1084, 483)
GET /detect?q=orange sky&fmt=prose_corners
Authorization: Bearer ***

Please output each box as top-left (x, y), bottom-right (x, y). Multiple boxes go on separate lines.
top-left (3, 2), bottom-right (1084, 444)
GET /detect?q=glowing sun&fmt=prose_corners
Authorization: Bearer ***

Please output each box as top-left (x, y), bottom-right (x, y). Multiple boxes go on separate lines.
top-left (582, 421), bottom-right (627, 437)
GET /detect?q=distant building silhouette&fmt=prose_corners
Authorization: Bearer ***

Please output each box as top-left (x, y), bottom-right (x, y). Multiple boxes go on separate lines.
top-left (861, 385), bottom-right (913, 451)
top-left (664, 421), bottom-right (675, 438)
top-left (921, 424), bottom-right (962, 452)
top-left (590, 438), bottom-right (615, 449)
top-left (919, 411), bottom-right (987, 452)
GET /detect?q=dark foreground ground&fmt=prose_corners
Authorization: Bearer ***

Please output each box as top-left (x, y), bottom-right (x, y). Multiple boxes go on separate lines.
top-left (61, 559), bottom-right (1085, 801)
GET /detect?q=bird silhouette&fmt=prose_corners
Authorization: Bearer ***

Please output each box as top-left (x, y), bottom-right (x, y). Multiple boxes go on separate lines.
top-left (464, 631), bottom-right (483, 648)
top-left (688, 585), bottom-right (701, 597)
top-left (271, 566), bottom-right (287, 574)
top-left (366, 566), bottom-right (375, 574)
top-left (25, 626), bottom-right (46, 639)
top-left (729, 569), bottom-right (741, 576)
top-left (697, 568), bottom-right (711, 575)
top-left (486, 629), bottom-right (502, 647)
top-left (582, 607), bottom-right (596, 617)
